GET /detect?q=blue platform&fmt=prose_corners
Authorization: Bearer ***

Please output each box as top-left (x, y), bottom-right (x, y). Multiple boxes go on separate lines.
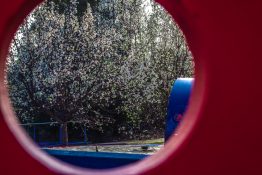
top-left (44, 149), bottom-right (148, 169)
top-left (165, 78), bottom-right (194, 142)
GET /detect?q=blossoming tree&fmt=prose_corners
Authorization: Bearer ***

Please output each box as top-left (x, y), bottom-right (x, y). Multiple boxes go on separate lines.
top-left (7, 0), bottom-right (193, 144)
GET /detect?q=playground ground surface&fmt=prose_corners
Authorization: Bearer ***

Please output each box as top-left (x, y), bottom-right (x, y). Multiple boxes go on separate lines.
top-left (45, 138), bottom-right (164, 155)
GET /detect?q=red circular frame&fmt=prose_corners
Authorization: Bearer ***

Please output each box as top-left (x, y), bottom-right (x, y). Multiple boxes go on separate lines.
top-left (1, 0), bottom-right (262, 175)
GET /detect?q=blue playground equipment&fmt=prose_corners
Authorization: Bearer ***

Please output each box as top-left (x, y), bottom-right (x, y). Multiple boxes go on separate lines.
top-left (44, 149), bottom-right (148, 169)
top-left (165, 78), bottom-right (194, 142)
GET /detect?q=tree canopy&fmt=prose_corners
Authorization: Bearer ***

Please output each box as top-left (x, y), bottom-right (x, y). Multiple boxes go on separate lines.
top-left (6, 0), bottom-right (193, 144)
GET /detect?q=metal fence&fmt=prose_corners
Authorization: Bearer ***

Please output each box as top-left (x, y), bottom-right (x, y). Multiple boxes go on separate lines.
top-left (20, 121), bottom-right (88, 147)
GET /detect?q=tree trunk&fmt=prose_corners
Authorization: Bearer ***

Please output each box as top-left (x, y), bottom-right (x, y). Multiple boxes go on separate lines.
top-left (60, 122), bottom-right (68, 145)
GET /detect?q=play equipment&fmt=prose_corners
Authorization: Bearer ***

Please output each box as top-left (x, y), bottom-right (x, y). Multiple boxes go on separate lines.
top-left (165, 78), bottom-right (193, 142)
top-left (1, 0), bottom-right (262, 175)
top-left (44, 149), bottom-right (147, 169)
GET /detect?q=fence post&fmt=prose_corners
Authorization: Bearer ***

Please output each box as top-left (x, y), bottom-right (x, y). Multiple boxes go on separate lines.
top-left (84, 126), bottom-right (87, 144)
top-left (59, 124), bottom-right (62, 145)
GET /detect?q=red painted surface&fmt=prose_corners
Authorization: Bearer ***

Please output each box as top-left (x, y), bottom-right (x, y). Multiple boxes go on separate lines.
top-left (1, 0), bottom-right (262, 174)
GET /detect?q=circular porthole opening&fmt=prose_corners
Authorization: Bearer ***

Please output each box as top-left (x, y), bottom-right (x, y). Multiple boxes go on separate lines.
top-left (4, 0), bottom-right (194, 171)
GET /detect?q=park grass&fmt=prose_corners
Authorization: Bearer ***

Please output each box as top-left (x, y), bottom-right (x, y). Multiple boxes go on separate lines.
top-left (47, 138), bottom-right (164, 154)
top-left (126, 138), bottom-right (164, 145)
